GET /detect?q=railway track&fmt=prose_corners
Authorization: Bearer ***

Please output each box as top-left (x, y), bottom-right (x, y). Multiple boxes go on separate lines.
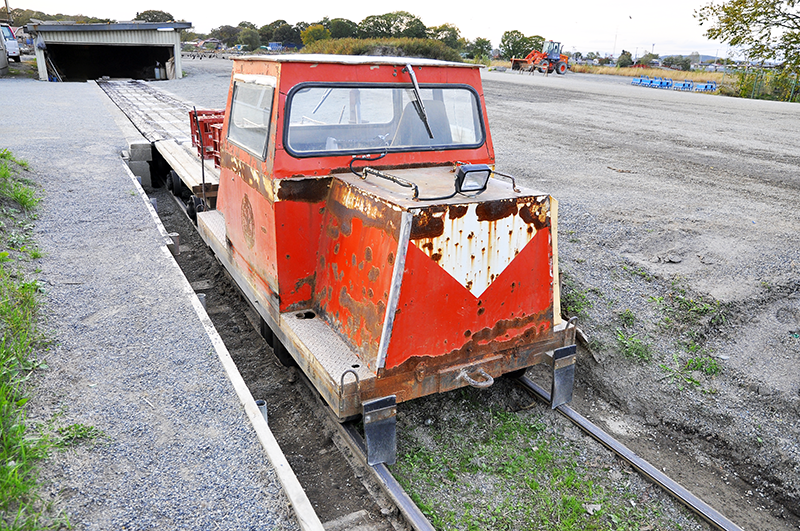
top-left (148, 176), bottom-right (745, 531)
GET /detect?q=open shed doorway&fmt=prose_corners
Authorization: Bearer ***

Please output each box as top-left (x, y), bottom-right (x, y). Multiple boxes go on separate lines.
top-left (46, 44), bottom-right (174, 81)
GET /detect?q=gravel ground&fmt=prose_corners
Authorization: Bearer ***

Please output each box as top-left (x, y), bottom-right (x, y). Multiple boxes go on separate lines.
top-left (482, 69), bottom-right (800, 529)
top-left (6, 56), bottom-right (797, 530)
top-left (0, 78), bottom-right (298, 530)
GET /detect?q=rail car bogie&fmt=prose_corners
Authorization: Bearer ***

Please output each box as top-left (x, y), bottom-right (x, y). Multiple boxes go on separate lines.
top-left (195, 55), bottom-right (576, 464)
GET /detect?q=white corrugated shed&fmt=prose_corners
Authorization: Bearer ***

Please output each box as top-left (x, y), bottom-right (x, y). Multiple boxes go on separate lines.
top-left (27, 22), bottom-right (191, 81)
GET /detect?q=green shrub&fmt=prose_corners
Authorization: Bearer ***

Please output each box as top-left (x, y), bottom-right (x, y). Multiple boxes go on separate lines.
top-left (301, 37), bottom-right (463, 62)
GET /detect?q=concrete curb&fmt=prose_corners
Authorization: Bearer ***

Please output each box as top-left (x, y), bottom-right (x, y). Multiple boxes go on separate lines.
top-left (122, 155), bottom-right (324, 531)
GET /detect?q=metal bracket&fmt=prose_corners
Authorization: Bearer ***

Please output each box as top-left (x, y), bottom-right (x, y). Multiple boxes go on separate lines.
top-left (550, 316), bottom-right (578, 408)
top-left (551, 344), bottom-right (576, 409)
top-left (363, 395), bottom-right (397, 466)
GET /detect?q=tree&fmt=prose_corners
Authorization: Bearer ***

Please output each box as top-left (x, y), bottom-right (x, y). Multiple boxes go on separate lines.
top-left (499, 30), bottom-right (539, 60)
top-left (272, 23), bottom-right (299, 46)
top-left (302, 24), bottom-right (331, 46)
top-left (210, 25), bottom-right (240, 47)
top-left (328, 18), bottom-right (357, 39)
top-left (465, 38), bottom-right (492, 60)
top-left (358, 11), bottom-right (427, 39)
top-left (134, 10), bottom-right (173, 23)
top-left (696, 0), bottom-right (800, 72)
top-left (637, 52), bottom-right (659, 65)
top-left (617, 50), bottom-right (633, 67)
top-left (259, 20), bottom-right (287, 43)
top-left (663, 55), bottom-right (692, 71)
top-left (428, 23), bottom-right (461, 50)
top-left (238, 21), bottom-right (257, 30)
top-left (238, 28), bottom-right (261, 51)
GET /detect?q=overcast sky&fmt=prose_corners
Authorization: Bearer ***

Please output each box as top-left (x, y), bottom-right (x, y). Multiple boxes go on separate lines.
top-left (19, 0), bottom-right (731, 58)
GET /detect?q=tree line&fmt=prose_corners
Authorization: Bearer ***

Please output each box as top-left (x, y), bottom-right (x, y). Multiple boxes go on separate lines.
top-left (185, 11), bottom-right (495, 59)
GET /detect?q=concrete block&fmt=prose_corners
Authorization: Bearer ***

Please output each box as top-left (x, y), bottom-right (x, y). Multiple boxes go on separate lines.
top-left (128, 160), bottom-right (152, 188)
top-left (129, 141), bottom-right (153, 162)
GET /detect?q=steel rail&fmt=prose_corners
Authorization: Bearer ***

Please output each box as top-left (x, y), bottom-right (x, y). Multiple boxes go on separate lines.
top-left (340, 423), bottom-right (436, 531)
top-left (517, 376), bottom-right (744, 531)
top-left (294, 372), bottom-right (435, 531)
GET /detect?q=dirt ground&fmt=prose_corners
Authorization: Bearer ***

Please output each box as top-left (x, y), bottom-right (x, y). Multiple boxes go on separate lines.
top-left (144, 60), bottom-right (798, 530)
top-left (481, 70), bottom-right (799, 529)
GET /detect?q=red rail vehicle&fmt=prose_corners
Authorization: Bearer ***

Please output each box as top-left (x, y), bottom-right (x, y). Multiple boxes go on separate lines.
top-left (192, 55), bottom-right (576, 464)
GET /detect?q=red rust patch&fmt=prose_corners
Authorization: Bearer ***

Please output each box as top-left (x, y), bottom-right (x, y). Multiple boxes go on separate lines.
top-left (368, 266), bottom-right (380, 282)
top-left (448, 204), bottom-right (469, 219)
top-left (410, 209), bottom-right (445, 240)
top-left (476, 199), bottom-right (519, 222)
top-left (518, 202), bottom-right (550, 230)
top-left (276, 178), bottom-right (331, 203)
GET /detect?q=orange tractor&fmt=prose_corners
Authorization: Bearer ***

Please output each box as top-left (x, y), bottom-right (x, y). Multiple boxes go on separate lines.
top-left (511, 40), bottom-right (569, 75)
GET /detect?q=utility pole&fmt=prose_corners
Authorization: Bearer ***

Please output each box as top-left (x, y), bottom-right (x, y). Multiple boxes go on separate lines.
top-left (3, 0), bottom-right (11, 24)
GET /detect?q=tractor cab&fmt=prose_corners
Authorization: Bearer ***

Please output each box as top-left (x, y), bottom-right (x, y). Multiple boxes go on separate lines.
top-left (542, 41), bottom-right (563, 62)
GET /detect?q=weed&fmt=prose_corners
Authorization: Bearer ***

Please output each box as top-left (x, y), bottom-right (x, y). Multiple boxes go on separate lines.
top-left (618, 309), bottom-right (635, 328)
top-left (56, 423), bottom-right (106, 447)
top-left (560, 272), bottom-right (593, 319)
top-left (615, 330), bottom-right (652, 361)
top-left (26, 248), bottom-right (44, 260)
top-left (623, 264), bottom-right (654, 282)
top-left (660, 354), bottom-right (702, 390)
top-left (685, 355), bottom-right (722, 376)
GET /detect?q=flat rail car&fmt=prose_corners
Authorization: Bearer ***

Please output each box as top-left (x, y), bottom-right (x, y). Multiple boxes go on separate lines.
top-left (181, 55), bottom-right (575, 464)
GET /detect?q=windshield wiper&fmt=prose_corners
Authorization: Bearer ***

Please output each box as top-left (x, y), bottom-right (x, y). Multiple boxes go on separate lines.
top-left (404, 64), bottom-right (434, 139)
top-left (312, 88), bottom-right (333, 114)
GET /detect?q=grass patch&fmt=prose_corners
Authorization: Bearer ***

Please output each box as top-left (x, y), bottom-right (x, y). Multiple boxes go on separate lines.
top-left (561, 272), bottom-right (593, 319)
top-left (0, 149), bottom-right (61, 530)
top-left (392, 398), bottom-right (692, 530)
top-left (0, 149), bottom-right (38, 212)
top-left (651, 278), bottom-right (729, 334)
top-left (615, 330), bottom-right (652, 362)
top-left (56, 423), bottom-right (106, 448)
top-left (618, 309), bottom-right (636, 328)
top-left (568, 64), bottom-right (726, 84)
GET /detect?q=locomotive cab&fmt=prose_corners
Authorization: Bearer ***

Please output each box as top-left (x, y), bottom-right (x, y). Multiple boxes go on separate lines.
top-left (197, 55), bottom-right (576, 465)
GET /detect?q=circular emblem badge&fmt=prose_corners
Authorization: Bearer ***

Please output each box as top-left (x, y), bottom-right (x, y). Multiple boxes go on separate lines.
top-left (241, 193), bottom-right (255, 249)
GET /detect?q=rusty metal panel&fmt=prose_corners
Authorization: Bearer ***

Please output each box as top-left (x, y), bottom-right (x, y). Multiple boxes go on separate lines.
top-left (313, 180), bottom-right (402, 370)
top-left (384, 195), bottom-right (555, 370)
top-left (410, 197), bottom-right (551, 297)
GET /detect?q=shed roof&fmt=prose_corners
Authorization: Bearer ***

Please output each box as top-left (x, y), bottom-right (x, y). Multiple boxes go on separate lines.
top-left (26, 21), bottom-right (192, 33)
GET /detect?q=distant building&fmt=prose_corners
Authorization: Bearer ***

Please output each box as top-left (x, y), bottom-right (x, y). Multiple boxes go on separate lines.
top-left (27, 20), bottom-right (192, 82)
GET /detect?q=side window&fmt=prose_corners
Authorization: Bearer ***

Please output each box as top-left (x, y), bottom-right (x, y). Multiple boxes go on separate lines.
top-left (227, 78), bottom-right (275, 159)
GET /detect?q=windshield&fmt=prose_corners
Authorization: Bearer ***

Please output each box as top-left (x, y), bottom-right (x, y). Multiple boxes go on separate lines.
top-left (285, 84), bottom-right (484, 156)
top-left (1, 26), bottom-right (13, 40)
top-left (227, 77), bottom-right (275, 159)
top-left (543, 41), bottom-right (561, 55)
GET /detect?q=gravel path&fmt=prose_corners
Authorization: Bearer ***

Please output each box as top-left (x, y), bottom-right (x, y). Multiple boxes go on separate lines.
top-left (0, 78), bottom-right (299, 530)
